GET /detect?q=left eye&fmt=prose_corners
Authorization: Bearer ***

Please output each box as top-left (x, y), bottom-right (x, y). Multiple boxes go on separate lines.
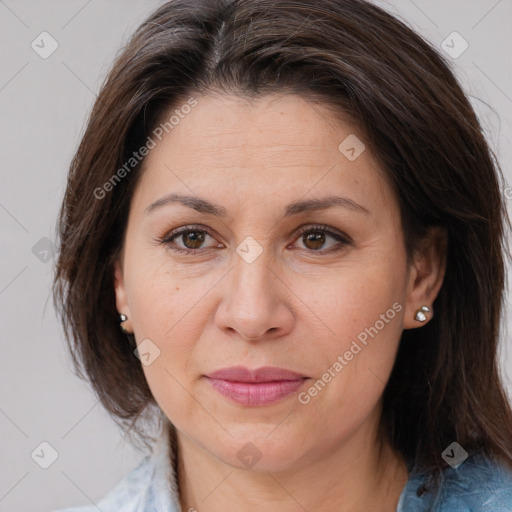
top-left (292, 227), bottom-right (350, 252)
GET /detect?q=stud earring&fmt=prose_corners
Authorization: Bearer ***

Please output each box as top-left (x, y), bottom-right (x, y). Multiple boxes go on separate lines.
top-left (414, 305), bottom-right (430, 322)
top-left (118, 313), bottom-right (130, 333)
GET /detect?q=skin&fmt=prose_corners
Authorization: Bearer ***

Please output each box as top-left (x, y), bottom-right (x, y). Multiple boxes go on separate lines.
top-left (114, 92), bottom-right (446, 512)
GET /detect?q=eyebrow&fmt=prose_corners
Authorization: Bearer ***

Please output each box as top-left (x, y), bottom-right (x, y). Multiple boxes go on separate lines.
top-left (144, 193), bottom-right (370, 217)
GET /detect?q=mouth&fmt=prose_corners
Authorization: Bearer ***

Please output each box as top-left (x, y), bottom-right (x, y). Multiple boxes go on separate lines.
top-left (204, 366), bottom-right (309, 406)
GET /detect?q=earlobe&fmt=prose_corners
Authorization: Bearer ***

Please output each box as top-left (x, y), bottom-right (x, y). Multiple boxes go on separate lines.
top-left (403, 227), bottom-right (447, 330)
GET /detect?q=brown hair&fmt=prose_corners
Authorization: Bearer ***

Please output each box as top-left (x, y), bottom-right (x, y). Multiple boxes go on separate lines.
top-left (53, 0), bottom-right (512, 480)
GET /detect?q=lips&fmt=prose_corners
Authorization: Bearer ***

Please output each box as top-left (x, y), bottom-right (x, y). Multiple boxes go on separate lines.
top-left (207, 366), bottom-right (306, 382)
top-left (205, 366), bottom-right (308, 406)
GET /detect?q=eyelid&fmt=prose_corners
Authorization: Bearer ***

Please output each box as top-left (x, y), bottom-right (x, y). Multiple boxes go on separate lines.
top-left (292, 223), bottom-right (352, 245)
top-left (155, 223), bottom-right (352, 254)
top-left (155, 224), bottom-right (222, 253)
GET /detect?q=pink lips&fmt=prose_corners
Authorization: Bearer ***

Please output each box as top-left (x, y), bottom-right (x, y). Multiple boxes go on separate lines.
top-left (205, 366), bottom-right (308, 406)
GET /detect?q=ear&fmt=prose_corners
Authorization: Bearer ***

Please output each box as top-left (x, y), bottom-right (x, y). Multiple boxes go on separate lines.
top-left (403, 226), bottom-right (447, 329)
top-left (114, 258), bottom-right (132, 330)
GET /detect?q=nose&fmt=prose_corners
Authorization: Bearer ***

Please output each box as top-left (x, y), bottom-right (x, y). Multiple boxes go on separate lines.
top-left (214, 250), bottom-right (295, 342)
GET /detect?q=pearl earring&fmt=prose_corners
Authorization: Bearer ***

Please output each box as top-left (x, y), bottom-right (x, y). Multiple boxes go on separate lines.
top-left (414, 305), bottom-right (430, 322)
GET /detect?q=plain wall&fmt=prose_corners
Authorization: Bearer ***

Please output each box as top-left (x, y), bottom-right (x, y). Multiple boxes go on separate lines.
top-left (0, 1), bottom-right (511, 510)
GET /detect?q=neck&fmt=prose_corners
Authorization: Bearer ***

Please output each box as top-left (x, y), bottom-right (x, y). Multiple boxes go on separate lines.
top-left (175, 422), bottom-right (409, 512)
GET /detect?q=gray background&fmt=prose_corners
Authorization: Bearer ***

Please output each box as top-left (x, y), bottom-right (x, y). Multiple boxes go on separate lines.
top-left (1, 1), bottom-right (511, 510)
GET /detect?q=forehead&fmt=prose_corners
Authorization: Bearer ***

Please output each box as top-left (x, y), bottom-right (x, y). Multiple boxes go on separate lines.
top-left (154, 93), bottom-right (354, 159)
top-left (130, 93), bottom-right (396, 220)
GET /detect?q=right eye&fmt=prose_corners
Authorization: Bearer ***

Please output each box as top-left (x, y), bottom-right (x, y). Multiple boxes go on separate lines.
top-left (156, 225), bottom-right (224, 254)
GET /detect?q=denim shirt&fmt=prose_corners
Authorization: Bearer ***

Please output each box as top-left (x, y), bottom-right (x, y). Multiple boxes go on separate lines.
top-left (54, 427), bottom-right (512, 512)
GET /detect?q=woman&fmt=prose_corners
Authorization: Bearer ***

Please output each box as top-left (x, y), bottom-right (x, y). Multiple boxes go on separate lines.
top-left (52, 0), bottom-right (512, 510)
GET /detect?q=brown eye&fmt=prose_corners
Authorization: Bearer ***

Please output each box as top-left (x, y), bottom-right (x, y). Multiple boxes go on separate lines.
top-left (293, 225), bottom-right (352, 253)
top-left (158, 225), bottom-right (222, 254)
top-left (303, 231), bottom-right (326, 250)
top-left (180, 231), bottom-right (206, 249)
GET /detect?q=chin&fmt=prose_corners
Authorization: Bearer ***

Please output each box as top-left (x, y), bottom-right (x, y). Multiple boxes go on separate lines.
top-left (207, 428), bottom-right (312, 473)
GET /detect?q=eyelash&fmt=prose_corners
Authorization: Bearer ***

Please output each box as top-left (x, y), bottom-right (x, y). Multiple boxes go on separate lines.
top-left (155, 223), bottom-right (352, 256)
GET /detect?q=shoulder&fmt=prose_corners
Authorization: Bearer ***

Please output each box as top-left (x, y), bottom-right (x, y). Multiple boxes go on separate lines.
top-left (398, 452), bottom-right (512, 512)
top-left (436, 453), bottom-right (512, 511)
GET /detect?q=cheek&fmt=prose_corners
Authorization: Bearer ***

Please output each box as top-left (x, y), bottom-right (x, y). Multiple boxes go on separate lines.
top-left (127, 265), bottom-right (209, 427)
top-left (125, 255), bottom-right (224, 405)
top-left (292, 251), bottom-right (406, 417)
top-left (294, 251), bottom-right (406, 348)
top-left (302, 281), bottom-right (403, 386)
top-left (127, 251), bottom-right (216, 341)
top-left (294, 310), bottom-right (403, 454)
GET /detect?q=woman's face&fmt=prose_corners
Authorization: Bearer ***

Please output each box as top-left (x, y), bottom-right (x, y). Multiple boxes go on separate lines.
top-left (114, 93), bottom-right (429, 471)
